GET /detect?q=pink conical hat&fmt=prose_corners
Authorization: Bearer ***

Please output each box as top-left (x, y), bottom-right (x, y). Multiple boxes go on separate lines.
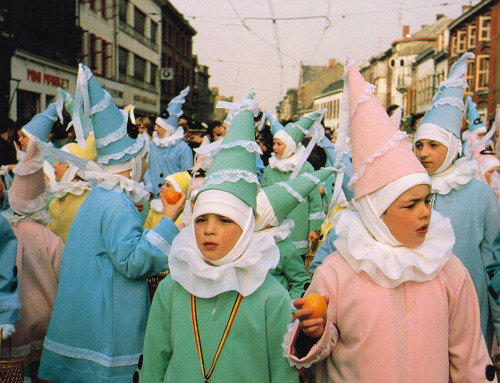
top-left (346, 59), bottom-right (427, 199)
top-left (9, 143), bottom-right (50, 214)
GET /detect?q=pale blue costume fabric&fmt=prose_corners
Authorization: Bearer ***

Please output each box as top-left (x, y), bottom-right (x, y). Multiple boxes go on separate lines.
top-left (38, 185), bottom-right (178, 382)
top-left (0, 214), bottom-right (20, 325)
top-left (309, 228), bottom-right (338, 276)
top-left (144, 141), bottom-right (193, 198)
top-left (433, 178), bottom-right (500, 350)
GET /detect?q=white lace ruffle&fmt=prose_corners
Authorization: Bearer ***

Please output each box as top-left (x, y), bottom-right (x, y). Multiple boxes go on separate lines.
top-left (429, 96), bottom-right (465, 112)
top-left (309, 211), bottom-right (326, 221)
top-left (92, 173), bottom-right (149, 205)
top-left (97, 133), bottom-right (146, 165)
top-left (94, 110), bottom-right (128, 148)
top-left (301, 172), bottom-right (322, 186)
top-left (43, 337), bottom-right (140, 368)
top-left (198, 169), bottom-right (261, 193)
top-left (351, 82), bottom-right (376, 119)
top-left (348, 131), bottom-right (407, 188)
top-left (287, 122), bottom-right (310, 136)
top-left (49, 180), bottom-right (92, 198)
top-left (333, 209), bottom-right (454, 288)
top-left (8, 187), bottom-right (51, 215)
top-left (2, 209), bottom-right (51, 226)
top-left (439, 76), bottom-right (468, 90)
top-left (8, 340), bottom-right (44, 358)
top-left (268, 145), bottom-right (306, 172)
top-left (168, 226), bottom-right (280, 298)
top-left (149, 198), bottom-right (163, 213)
top-left (146, 230), bottom-right (171, 256)
top-left (0, 299), bottom-right (22, 312)
top-left (90, 89), bottom-right (112, 116)
top-left (217, 97), bottom-right (259, 127)
top-left (430, 157), bottom-right (479, 195)
top-left (276, 182), bottom-right (305, 203)
top-left (283, 320), bottom-right (335, 369)
top-left (151, 128), bottom-right (185, 148)
top-left (210, 140), bottom-right (263, 158)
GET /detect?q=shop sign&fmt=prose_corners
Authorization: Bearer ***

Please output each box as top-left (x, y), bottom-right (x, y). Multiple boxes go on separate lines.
top-left (26, 68), bottom-right (70, 90)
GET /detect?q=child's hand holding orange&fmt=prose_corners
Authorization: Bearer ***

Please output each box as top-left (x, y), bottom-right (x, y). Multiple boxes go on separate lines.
top-left (160, 186), bottom-right (186, 222)
top-left (293, 294), bottom-right (329, 339)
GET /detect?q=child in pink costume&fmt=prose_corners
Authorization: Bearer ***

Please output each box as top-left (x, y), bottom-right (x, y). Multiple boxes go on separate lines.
top-left (284, 60), bottom-right (493, 382)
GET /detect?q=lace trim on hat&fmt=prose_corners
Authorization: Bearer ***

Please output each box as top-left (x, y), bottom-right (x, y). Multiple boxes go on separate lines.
top-left (97, 133), bottom-right (146, 164)
top-left (198, 169), bottom-right (261, 192)
top-left (32, 113), bottom-right (58, 123)
top-left (146, 230), bottom-right (171, 256)
top-left (429, 96), bottom-right (465, 112)
top-left (351, 82), bottom-right (376, 119)
top-left (348, 130), bottom-right (407, 188)
top-left (9, 187), bottom-right (51, 215)
top-left (276, 182), bottom-right (305, 203)
top-left (439, 76), bottom-right (469, 89)
top-left (210, 140), bottom-right (263, 158)
top-left (90, 89), bottom-right (112, 116)
top-left (217, 97), bottom-right (259, 127)
top-left (0, 299), bottom-right (21, 312)
top-left (43, 338), bottom-right (140, 367)
top-left (309, 211), bottom-right (326, 221)
top-left (283, 320), bottom-right (335, 369)
top-left (301, 172), bottom-right (322, 186)
top-left (287, 122), bottom-right (310, 136)
top-left (94, 110), bottom-right (128, 148)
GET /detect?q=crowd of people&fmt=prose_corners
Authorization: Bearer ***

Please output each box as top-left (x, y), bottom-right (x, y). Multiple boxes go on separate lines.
top-left (0, 52), bottom-right (499, 383)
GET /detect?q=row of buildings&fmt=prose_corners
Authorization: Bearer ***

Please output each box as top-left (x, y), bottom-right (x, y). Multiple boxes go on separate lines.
top-left (278, 0), bottom-right (500, 132)
top-left (0, 0), bottom-right (223, 125)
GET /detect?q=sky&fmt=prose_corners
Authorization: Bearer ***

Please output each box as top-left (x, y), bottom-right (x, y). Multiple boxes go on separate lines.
top-left (169, 0), bottom-right (476, 113)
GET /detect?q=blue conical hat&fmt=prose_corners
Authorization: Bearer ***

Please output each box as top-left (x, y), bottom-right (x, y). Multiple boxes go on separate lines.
top-left (197, 93), bottom-right (261, 213)
top-left (75, 64), bottom-right (146, 165)
top-left (281, 111), bottom-right (322, 144)
top-left (262, 167), bottom-right (335, 222)
top-left (156, 86), bottom-right (190, 132)
top-left (465, 96), bottom-right (487, 133)
top-left (264, 110), bottom-right (285, 135)
top-left (418, 52), bottom-right (474, 138)
top-left (23, 103), bottom-right (58, 142)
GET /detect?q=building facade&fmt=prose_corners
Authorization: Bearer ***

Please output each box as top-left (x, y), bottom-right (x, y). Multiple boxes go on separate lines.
top-left (312, 79), bottom-right (343, 132)
top-left (193, 60), bottom-right (214, 123)
top-left (278, 88), bottom-right (298, 122)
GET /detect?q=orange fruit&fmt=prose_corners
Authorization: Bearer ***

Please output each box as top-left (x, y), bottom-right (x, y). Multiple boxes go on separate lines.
top-left (163, 189), bottom-right (181, 204)
top-left (302, 294), bottom-right (327, 319)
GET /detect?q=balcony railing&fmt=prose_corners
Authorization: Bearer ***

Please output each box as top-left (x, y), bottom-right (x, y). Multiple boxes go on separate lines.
top-left (119, 73), bottom-right (158, 93)
top-left (119, 21), bottom-right (159, 52)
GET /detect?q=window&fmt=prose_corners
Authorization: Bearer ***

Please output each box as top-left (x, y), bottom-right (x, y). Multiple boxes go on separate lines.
top-left (476, 55), bottom-right (489, 91)
top-left (90, 34), bottom-right (102, 73)
top-left (466, 61), bottom-right (475, 93)
top-left (119, 47), bottom-right (128, 75)
top-left (134, 55), bottom-right (146, 81)
top-left (467, 24), bottom-right (476, 49)
top-left (134, 6), bottom-right (146, 35)
top-left (79, 30), bottom-right (90, 66)
top-left (151, 20), bottom-right (158, 43)
top-left (450, 36), bottom-right (457, 57)
top-left (150, 63), bottom-right (158, 86)
top-left (103, 41), bottom-right (113, 79)
top-left (119, 0), bottom-right (128, 23)
top-left (478, 15), bottom-right (491, 42)
top-left (457, 30), bottom-right (466, 53)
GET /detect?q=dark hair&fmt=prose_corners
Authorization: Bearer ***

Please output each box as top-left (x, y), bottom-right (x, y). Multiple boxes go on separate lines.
top-left (386, 104), bottom-right (400, 115)
top-left (207, 120), bottom-right (222, 141)
top-left (0, 118), bottom-right (14, 135)
top-left (410, 113), bottom-right (425, 129)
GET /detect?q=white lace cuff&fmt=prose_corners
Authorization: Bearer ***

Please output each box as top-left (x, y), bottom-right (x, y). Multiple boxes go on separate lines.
top-left (146, 230), bottom-right (171, 256)
top-left (283, 320), bottom-right (336, 369)
top-left (276, 182), bottom-right (305, 203)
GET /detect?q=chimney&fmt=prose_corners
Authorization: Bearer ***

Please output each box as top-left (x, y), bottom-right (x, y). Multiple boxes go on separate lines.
top-left (403, 25), bottom-right (410, 38)
top-left (436, 14), bottom-right (445, 20)
top-left (329, 58), bottom-right (337, 68)
top-left (462, 5), bottom-right (472, 13)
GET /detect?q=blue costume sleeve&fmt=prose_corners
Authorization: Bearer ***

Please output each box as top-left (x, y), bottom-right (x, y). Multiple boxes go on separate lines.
top-left (101, 196), bottom-right (178, 279)
top-left (0, 215), bottom-right (20, 324)
top-left (309, 228), bottom-right (338, 275)
top-left (179, 143), bottom-right (194, 172)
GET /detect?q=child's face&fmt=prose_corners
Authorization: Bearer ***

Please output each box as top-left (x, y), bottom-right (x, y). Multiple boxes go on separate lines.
top-left (154, 124), bottom-right (167, 138)
top-left (53, 161), bottom-right (70, 182)
top-left (18, 130), bottom-right (30, 151)
top-left (273, 138), bottom-right (286, 158)
top-left (485, 168), bottom-right (500, 185)
top-left (414, 139), bottom-right (448, 174)
top-left (381, 184), bottom-right (431, 248)
top-left (194, 214), bottom-right (243, 262)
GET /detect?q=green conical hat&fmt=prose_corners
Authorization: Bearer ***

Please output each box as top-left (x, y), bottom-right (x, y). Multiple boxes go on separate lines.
top-left (282, 111), bottom-right (323, 144)
top-left (263, 167), bottom-right (336, 222)
top-left (197, 93), bottom-right (261, 213)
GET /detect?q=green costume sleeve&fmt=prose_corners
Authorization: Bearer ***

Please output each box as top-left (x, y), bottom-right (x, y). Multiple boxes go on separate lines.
top-left (301, 162), bottom-right (324, 232)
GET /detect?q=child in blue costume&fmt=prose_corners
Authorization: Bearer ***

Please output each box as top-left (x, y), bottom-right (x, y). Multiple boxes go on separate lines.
top-left (414, 52), bottom-right (500, 351)
top-left (0, 214), bottom-right (19, 341)
top-left (136, 94), bottom-right (298, 382)
top-left (261, 112), bottom-right (325, 257)
top-left (38, 64), bottom-right (186, 382)
top-left (144, 86), bottom-right (193, 216)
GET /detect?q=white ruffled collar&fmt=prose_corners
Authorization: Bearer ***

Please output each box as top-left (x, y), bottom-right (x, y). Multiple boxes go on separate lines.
top-left (49, 179), bottom-right (92, 199)
top-left (150, 198), bottom-right (163, 213)
top-left (168, 225), bottom-right (280, 298)
top-left (1, 209), bottom-right (51, 226)
top-left (89, 173), bottom-right (149, 204)
top-left (333, 209), bottom-right (454, 288)
top-left (268, 145), bottom-right (306, 172)
top-left (254, 219), bottom-right (294, 242)
top-left (430, 157), bottom-right (480, 195)
top-left (152, 127), bottom-right (185, 148)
